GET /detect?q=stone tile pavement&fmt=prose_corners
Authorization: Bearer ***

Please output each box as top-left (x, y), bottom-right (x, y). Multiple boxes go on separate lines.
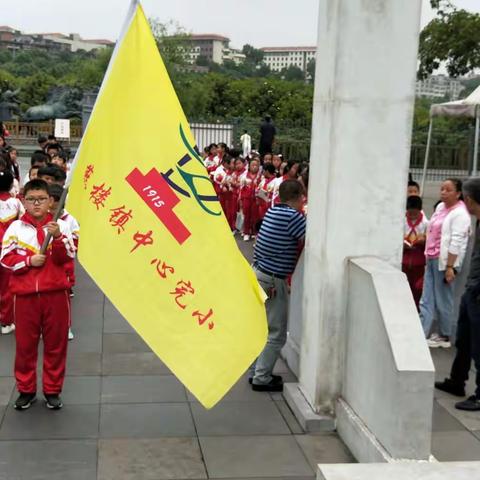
top-left (0, 239), bottom-right (479, 478)
top-left (0, 263), bottom-right (353, 480)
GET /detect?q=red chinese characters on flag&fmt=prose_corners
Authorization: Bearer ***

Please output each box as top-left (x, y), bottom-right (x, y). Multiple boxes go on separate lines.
top-left (170, 280), bottom-right (195, 309)
top-left (130, 230), bottom-right (154, 253)
top-left (126, 168), bottom-right (191, 245)
top-left (109, 205), bottom-right (133, 234)
top-left (192, 309), bottom-right (215, 330)
top-left (151, 258), bottom-right (175, 279)
top-left (83, 164), bottom-right (95, 190)
top-left (89, 183), bottom-right (112, 210)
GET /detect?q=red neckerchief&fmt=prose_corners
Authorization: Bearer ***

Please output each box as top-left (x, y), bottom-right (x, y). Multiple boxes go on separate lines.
top-left (234, 168), bottom-right (246, 179)
top-left (0, 192), bottom-right (11, 201)
top-left (21, 212), bottom-right (53, 247)
top-left (406, 212), bottom-right (423, 236)
top-left (264, 176), bottom-right (274, 187)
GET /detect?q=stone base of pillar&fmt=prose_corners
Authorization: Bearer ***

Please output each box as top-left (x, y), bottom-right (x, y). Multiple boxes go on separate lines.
top-left (283, 383), bottom-right (335, 432)
top-left (281, 334), bottom-right (300, 378)
top-left (317, 460), bottom-right (480, 480)
top-left (336, 398), bottom-right (392, 462)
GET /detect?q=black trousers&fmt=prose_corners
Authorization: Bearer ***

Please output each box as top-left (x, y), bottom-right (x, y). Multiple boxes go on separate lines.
top-left (450, 290), bottom-right (480, 398)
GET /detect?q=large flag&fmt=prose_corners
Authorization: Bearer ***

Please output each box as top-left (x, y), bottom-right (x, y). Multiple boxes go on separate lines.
top-left (67, 0), bottom-right (267, 408)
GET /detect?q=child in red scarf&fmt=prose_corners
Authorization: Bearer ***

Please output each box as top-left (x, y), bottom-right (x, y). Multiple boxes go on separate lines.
top-left (402, 195), bottom-right (428, 309)
top-left (240, 159), bottom-right (261, 241)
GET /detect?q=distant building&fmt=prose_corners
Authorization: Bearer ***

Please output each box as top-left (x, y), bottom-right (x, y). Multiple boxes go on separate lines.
top-left (0, 26), bottom-right (114, 53)
top-left (182, 34), bottom-right (245, 65)
top-left (415, 75), bottom-right (465, 101)
top-left (37, 33), bottom-right (114, 53)
top-left (0, 26), bottom-right (69, 52)
top-left (261, 47), bottom-right (316, 73)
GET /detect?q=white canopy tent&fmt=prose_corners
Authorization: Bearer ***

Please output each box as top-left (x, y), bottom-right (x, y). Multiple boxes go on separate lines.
top-left (421, 85), bottom-right (480, 193)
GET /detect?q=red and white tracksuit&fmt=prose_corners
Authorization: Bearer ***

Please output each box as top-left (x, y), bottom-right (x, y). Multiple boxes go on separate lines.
top-left (204, 154), bottom-right (219, 179)
top-left (213, 165), bottom-right (236, 230)
top-left (231, 167), bottom-right (246, 227)
top-left (240, 172), bottom-right (260, 236)
top-left (60, 210), bottom-right (80, 288)
top-left (256, 176), bottom-right (275, 220)
top-left (1, 213), bottom-right (76, 394)
top-left (0, 192), bottom-right (24, 327)
top-left (271, 175), bottom-right (287, 206)
top-left (402, 212), bottom-right (429, 309)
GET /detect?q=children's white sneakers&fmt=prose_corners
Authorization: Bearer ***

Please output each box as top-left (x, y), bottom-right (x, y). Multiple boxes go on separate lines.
top-left (68, 328), bottom-right (74, 341)
top-left (1, 324), bottom-right (15, 335)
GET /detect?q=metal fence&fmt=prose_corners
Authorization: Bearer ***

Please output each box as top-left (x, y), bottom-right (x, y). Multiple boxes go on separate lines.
top-left (4, 119), bottom-right (477, 180)
top-left (190, 123), bottom-right (233, 151)
top-left (4, 120), bottom-right (83, 141)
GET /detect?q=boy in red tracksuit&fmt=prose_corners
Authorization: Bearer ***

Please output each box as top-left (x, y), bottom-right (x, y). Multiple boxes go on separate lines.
top-left (1, 179), bottom-right (75, 410)
top-left (0, 170), bottom-right (24, 335)
top-left (240, 158), bottom-right (261, 241)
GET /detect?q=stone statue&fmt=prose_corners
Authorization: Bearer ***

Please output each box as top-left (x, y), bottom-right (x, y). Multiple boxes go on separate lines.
top-left (24, 87), bottom-right (83, 122)
top-left (0, 89), bottom-right (21, 121)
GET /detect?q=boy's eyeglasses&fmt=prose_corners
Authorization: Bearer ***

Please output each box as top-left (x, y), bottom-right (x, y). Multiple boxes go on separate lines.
top-left (24, 197), bottom-right (49, 205)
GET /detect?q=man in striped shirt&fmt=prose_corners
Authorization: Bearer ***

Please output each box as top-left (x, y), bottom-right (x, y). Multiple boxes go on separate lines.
top-left (251, 180), bottom-right (306, 392)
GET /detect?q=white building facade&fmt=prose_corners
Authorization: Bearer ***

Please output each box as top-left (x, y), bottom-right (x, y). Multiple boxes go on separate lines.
top-left (261, 46), bottom-right (316, 73)
top-left (39, 33), bottom-right (114, 52)
top-left (416, 75), bottom-right (465, 100)
top-left (184, 34), bottom-right (245, 65)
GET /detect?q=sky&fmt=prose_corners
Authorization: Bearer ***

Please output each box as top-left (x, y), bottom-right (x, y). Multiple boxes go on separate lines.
top-left (0, 0), bottom-right (479, 49)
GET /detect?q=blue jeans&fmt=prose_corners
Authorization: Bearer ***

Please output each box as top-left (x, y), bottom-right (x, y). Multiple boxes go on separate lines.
top-left (419, 258), bottom-right (454, 338)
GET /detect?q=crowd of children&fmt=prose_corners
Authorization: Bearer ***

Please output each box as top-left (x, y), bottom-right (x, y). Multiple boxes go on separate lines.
top-left (202, 143), bottom-right (309, 241)
top-left (0, 134), bottom-right (309, 411)
top-left (0, 133), bottom-right (78, 410)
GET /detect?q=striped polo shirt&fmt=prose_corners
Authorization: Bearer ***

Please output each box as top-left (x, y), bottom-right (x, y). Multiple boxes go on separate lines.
top-left (254, 204), bottom-right (306, 277)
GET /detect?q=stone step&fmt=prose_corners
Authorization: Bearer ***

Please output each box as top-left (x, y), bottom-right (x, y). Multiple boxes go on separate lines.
top-left (318, 462), bottom-right (480, 480)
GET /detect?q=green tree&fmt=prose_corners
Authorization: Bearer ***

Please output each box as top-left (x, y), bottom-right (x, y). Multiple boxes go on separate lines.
top-left (418, 2), bottom-right (480, 78)
top-left (0, 69), bottom-right (18, 91)
top-left (149, 18), bottom-right (191, 76)
top-left (17, 72), bottom-right (56, 111)
top-left (242, 44), bottom-right (264, 65)
top-left (306, 59), bottom-right (316, 83)
top-left (195, 55), bottom-right (210, 67)
top-left (281, 65), bottom-right (304, 82)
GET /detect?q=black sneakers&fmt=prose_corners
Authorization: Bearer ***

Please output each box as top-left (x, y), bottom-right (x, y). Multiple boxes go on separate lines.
top-left (45, 394), bottom-right (63, 410)
top-left (14, 393), bottom-right (37, 410)
top-left (251, 376), bottom-right (284, 392)
top-left (455, 395), bottom-right (480, 411)
top-left (248, 374), bottom-right (282, 385)
top-left (435, 378), bottom-right (466, 397)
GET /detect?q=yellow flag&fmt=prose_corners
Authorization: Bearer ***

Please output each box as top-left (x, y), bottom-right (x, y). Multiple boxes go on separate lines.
top-left (67, 1), bottom-right (267, 408)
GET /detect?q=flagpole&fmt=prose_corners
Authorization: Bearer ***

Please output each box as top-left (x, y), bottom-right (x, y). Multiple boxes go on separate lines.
top-left (66, 0), bottom-right (141, 188)
top-left (40, 0), bottom-right (141, 254)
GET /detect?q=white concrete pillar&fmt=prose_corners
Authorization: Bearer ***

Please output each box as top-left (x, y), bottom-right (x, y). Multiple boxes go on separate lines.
top-left (299, 0), bottom-right (423, 414)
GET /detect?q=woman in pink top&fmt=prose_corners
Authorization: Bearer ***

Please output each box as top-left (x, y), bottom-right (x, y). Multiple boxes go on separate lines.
top-left (420, 178), bottom-right (471, 348)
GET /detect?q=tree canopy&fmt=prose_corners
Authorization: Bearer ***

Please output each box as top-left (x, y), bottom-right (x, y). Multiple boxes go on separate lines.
top-left (418, 1), bottom-right (480, 78)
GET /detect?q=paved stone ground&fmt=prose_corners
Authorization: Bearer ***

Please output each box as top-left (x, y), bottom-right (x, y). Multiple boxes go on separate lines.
top-left (0, 247), bottom-right (355, 480)
top-left (0, 164), bottom-right (477, 477)
top-left (1, 242), bottom-right (480, 479)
